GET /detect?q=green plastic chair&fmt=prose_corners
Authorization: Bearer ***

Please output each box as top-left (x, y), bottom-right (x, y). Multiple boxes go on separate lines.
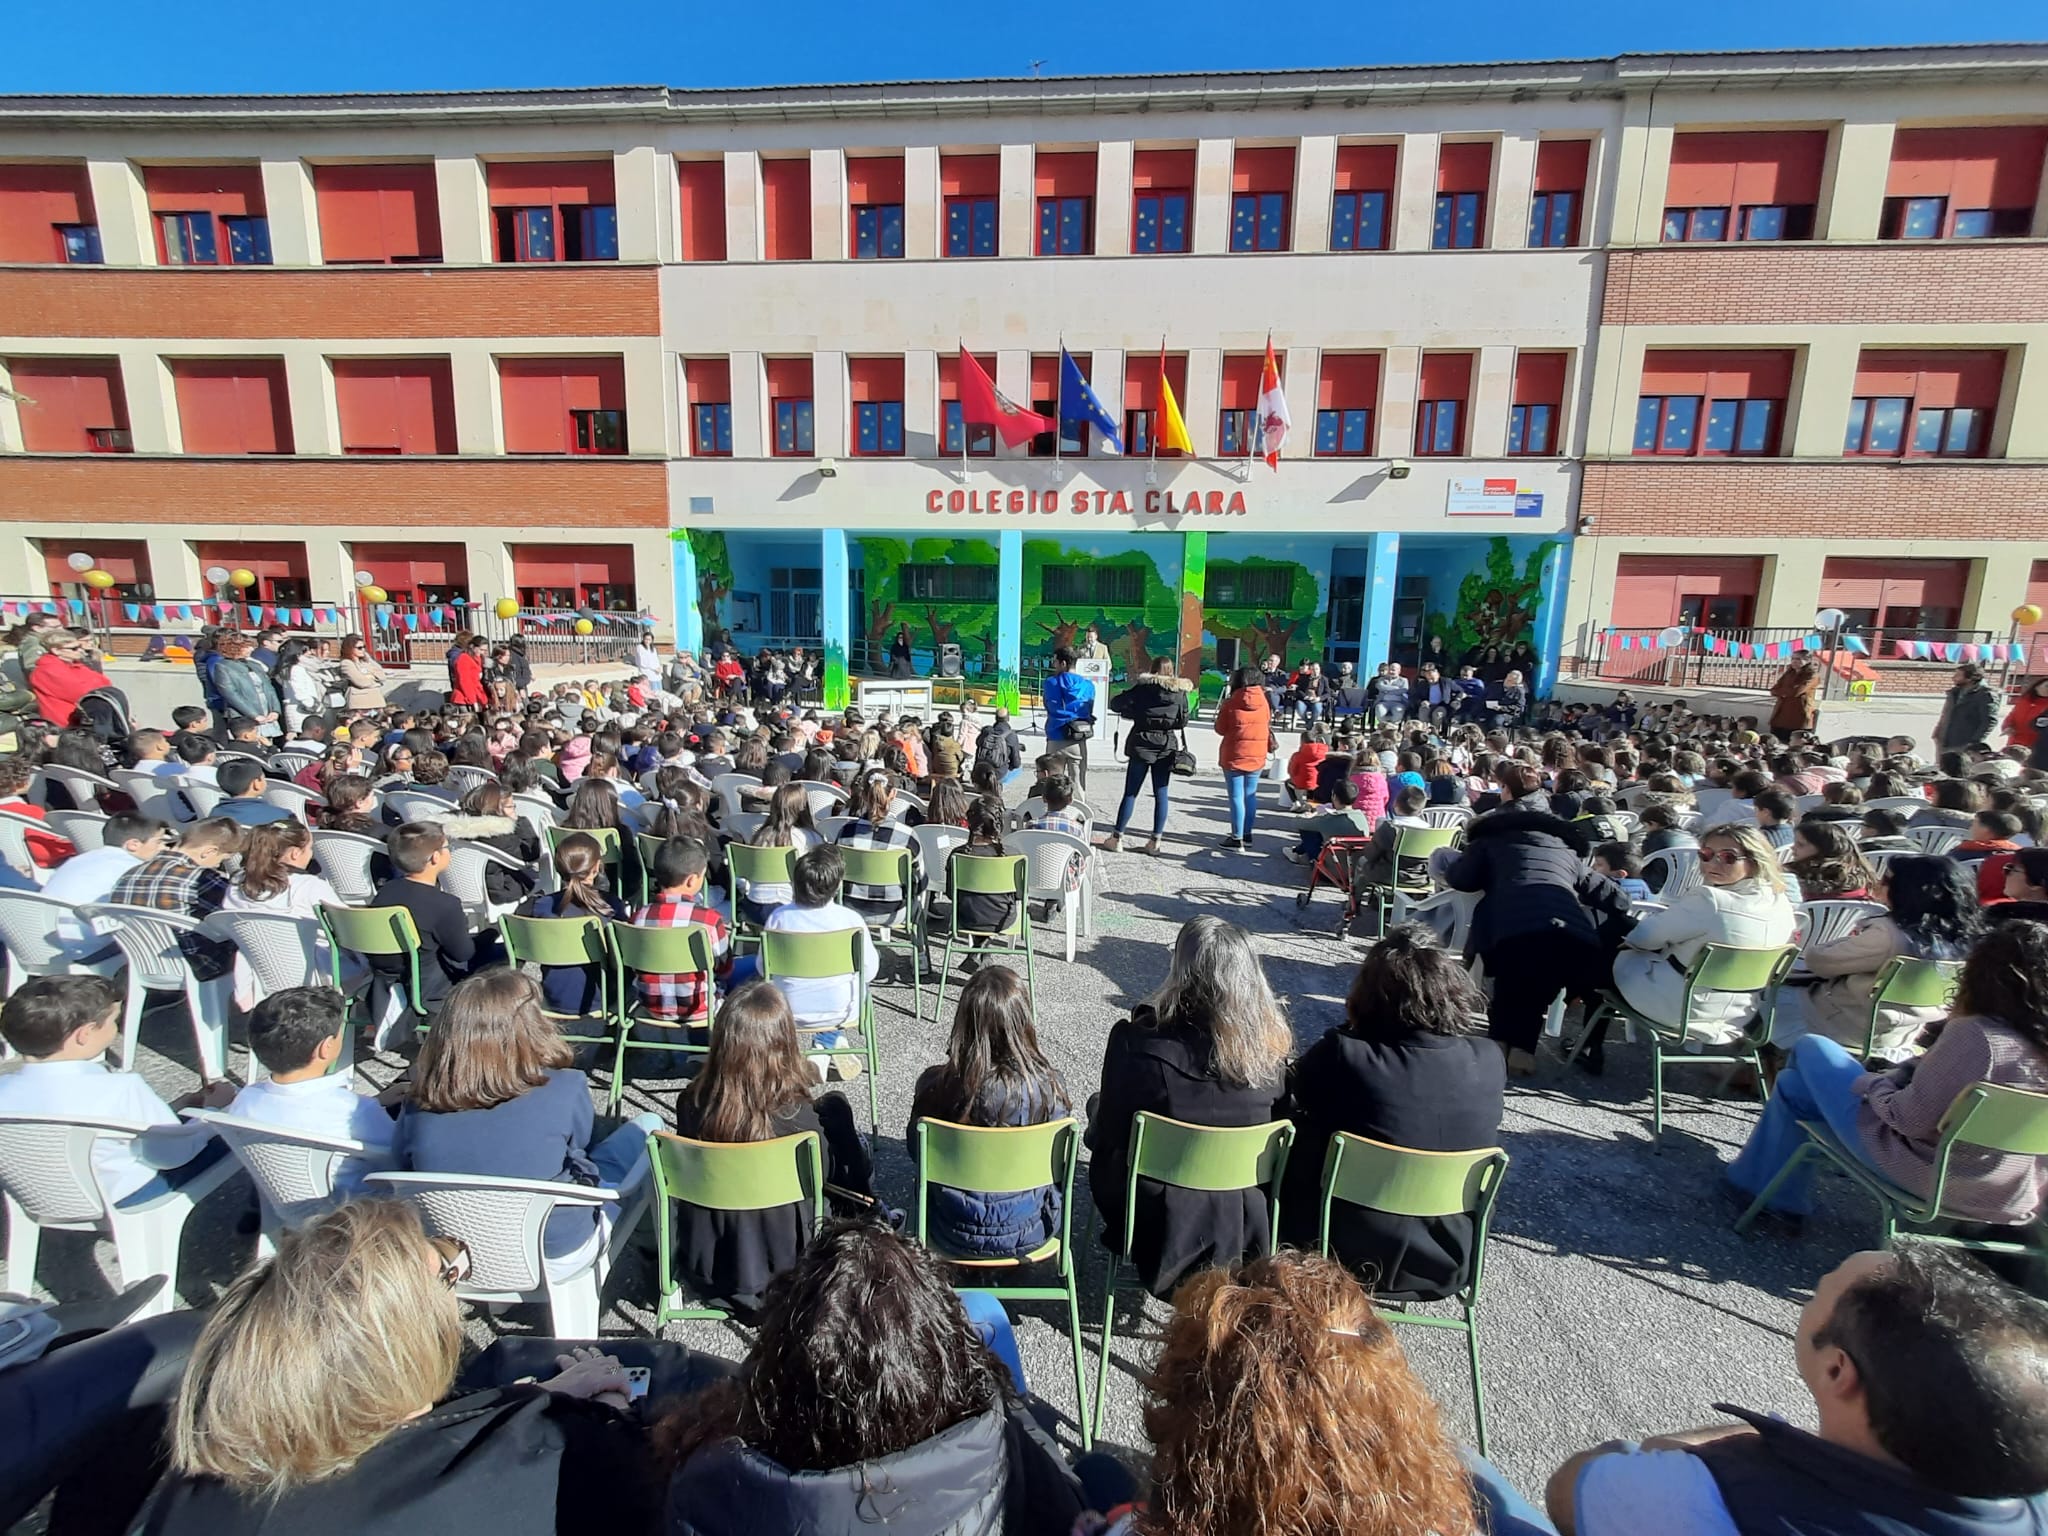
top-left (1093, 1112), bottom-right (1294, 1433)
top-left (726, 843), bottom-right (796, 954)
top-left (545, 824), bottom-right (624, 896)
top-left (634, 833), bottom-right (669, 907)
top-left (932, 852), bottom-right (1033, 1024)
top-left (837, 844), bottom-right (927, 1021)
top-left (759, 926), bottom-right (879, 1124)
top-left (1361, 824), bottom-right (1464, 935)
top-left (499, 913), bottom-right (618, 1059)
top-left (318, 903), bottom-right (428, 1044)
top-left (1858, 955), bottom-right (1962, 1066)
top-left (1736, 1080), bottom-right (2048, 1254)
top-left (1570, 942), bottom-right (1800, 1148)
top-left (648, 1129), bottom-right (822, 1325)
top-left (914, 1116), bottom-right (1090, 1447)
top-left (1316, 1132), bottom-right (1510, 1456)
top-left (606, 920), bottom-right (718, 1112)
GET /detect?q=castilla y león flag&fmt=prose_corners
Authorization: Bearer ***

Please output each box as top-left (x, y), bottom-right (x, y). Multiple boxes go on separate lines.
top-left (958, 346), bottom-right (1053, 447)
top-left (1256, 335), bottom-right (1291, 470)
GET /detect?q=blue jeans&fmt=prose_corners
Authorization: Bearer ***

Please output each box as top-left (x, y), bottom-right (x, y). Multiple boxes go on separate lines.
top-left (1725, 1035), bottom-right (1877, 1215)
top-left (1463, 1449), bottom-right (1560, 1534)
top-left (1113, 757), bottom-right (1172, 837)
top-left (1223, 768), bottom-right (1260, 840)
top-left (959, 1289), bottom-right (1027, 1394)
top-left (592, 1115), bottom-right (662, 1189)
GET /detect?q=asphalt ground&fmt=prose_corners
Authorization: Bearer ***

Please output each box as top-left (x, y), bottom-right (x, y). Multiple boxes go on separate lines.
top-left (0, 727), bottom-right (1854, 1505)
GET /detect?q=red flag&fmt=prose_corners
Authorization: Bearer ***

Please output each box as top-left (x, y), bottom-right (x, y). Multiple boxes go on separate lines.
top-left (957, 347), bottom-right (1052, 447)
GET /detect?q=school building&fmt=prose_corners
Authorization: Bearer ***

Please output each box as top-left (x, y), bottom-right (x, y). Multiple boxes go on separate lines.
top-left (0, 44), bottom-right (2043, 706)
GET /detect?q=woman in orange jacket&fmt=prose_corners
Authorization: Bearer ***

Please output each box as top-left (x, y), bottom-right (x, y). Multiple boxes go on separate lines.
top-left (1215, 665), bottom-right (1276, 851)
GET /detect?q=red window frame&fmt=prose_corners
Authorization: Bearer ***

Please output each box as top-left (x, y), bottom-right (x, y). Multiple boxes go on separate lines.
top-left (1415, 399), bottom-right (1463, 455)
top-left (1507, 404), bottom-right (1555, 456)
top-left (568, 408), bottom-right (626, 455)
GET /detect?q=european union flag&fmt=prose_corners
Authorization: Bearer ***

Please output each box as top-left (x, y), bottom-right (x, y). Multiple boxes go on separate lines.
top-left (1058, 347), bottom-right (1123, 455)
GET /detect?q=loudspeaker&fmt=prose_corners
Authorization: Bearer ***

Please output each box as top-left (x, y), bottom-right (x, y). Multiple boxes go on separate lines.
top-left (938, 643), bottom-right (963, 678)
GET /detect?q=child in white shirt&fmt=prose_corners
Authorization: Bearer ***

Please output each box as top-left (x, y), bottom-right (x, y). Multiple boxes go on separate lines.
top-left (764, 845), bottom-right (877, 1082)
top-left (228, 987), bottom-right (397, 1195)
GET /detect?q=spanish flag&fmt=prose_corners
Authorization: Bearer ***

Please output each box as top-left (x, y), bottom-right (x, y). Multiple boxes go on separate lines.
top-left (1156, 343), bottom-right (1193, 456)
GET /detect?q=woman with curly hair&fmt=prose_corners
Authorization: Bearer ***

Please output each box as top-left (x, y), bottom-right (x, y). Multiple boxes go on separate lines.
top-left (1784, 818), bottom-right (1875, 900)
top-left (1129, 1250), bottom-right (1542, 1536)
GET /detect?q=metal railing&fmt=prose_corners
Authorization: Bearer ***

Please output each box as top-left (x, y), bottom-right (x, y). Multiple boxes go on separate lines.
top-left (1572, 624), bottom-right (2014, 696)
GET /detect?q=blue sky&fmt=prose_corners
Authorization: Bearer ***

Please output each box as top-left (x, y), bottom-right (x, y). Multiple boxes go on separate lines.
top-left (1, 0), bottom-right (2039, 95)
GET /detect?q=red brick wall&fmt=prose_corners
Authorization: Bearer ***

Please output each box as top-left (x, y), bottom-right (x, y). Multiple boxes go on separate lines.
top-left (1580, 460), bottom-right (2048, 539)
top-left (0, 265), bottom-right (659, 340)
top-left (1603, 242), bottom-right (2048, 327)
top-left (0, 455), bottom-right (667, 527)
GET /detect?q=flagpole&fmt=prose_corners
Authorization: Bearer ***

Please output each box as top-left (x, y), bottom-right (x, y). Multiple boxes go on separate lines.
top-left (958, 339), bottom-right (968, 478)
top-left (1152, 336), bottom-right (1163, 465)
top-left (1053, 337), bottom-right (1063, 473)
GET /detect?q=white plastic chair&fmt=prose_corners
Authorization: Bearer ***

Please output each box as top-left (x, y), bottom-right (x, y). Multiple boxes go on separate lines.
top-left (1643, 846), bottom-right (1704, 901)
top-left (0, 888), bottom-right (125, 998)
top-left (1792, 793), bottom-right (1826, 817)
top-left (44, 809), bottom-right (111, 853)
top-left (887, 791), bottom-right (925, 824)
top-left (1864, 796), bottom-right (1931, 813)
top-left (269, 751), bottom-right (320, 781)
top-left (1864, 848), bottom-right (1904, 879)
top-left (1793, 898), bottom-right (1886, 951)
top-left (1906, 825), bottom-right (1965, 857)
top-left (710, 772), bottom-right (760, 826)
top-left (446, 765), bottom-right (500, 798)
top-left (1608, 809), bottom-right (1641, 837)
top-left (362, 1169), bottom-right (650, 1338)
top-left (798, 780), bottom-right (847, 819)
top-left (0, 808), bottom-right (53, 883)
top-left (1420, 806), bottom-right (1473, 829)
top-left (110, 768), bottom-right (169, 805)
top-left (724, 811), bottom-right (765, 843)
top-left (309, 829), bottom-right (385, 905)
top-left (442, 841), bottom-right (528, 930)
top-left (34, 765), bottom-right (116, 812)
top-left (262, 780), bottom-right (327, 825)
top-left (0, 1113), bottom-right (243, 1317)
top-left (815, 814), bottom-right (857, 842)
top-left (175, 779), bottom-right (226, 820)
top-left (204, 910), bottom-right (331, 1001)
top-left (383, 788), bottom-right (453, 824)
top-left (78, 903), bottom-right (232, 1081)
top-left (1391, 887), bottom-right (1479, 954)
top-left (1691, 787), bottom-right (1733, 816)
top-left (184, 1109), bottom-right (370, 1259)
top-left (913, 824), bottom-right (970, 876)
top-left (1010, 828), bottom-right (1093, 961)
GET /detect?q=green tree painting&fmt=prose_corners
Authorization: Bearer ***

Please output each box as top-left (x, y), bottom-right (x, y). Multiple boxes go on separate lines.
top-left (1020, 539), bottom-right (1178, 676)
top-left (686, 530), bottom-right (734, 639)
top-left (1201, 554), bottom-right (1325, 670)
top-left (1429, 537), bottom-right (1559, 658)
top-left (854, 536), bottom-right (999, 669)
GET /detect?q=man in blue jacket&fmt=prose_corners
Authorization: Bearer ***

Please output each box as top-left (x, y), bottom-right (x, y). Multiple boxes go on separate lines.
top-left (1040, 646), bottom-right (1095, 791)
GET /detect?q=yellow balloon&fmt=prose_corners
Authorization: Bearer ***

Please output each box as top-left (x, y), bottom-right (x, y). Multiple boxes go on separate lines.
top-left (82, 569), bottom-right (117, 589)
top-left (2014, 604), bottom-right (2043, 627)
top-left (494, 597), bottom-right (520, 621)
top-left (361, 586), bottom-right (388, 605)
top-left (229, 568), bottom-right (257, 589)
top-left (573, 618), bottom-right (595, 635)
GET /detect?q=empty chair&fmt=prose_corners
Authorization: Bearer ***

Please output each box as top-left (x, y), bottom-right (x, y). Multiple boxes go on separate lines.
top-left (382, 788), bottom-right (452, 824)
top-left (445, 765), bottom-right (499, 798)
top-left (43, 809), bottom-right (111, 854)
top-left (261, 781), bottom-right (327, 825)
top-left (184, 1109), bottom-right (371, 1258)
top-left (33, 765), bottom-right (116, 813)
top-left (77, 903), bottom-right (231, 1080)
top-left (0, 1113), bottom-right (244, 1318)
top-left (1009, 828), bottom-right (1093, 962)
top-left (0, 888), bottom-right (125, 997)
top-left (308, 829), bottom-right (385, 905)
top-left (205, 910), bottom-right (332, 1004)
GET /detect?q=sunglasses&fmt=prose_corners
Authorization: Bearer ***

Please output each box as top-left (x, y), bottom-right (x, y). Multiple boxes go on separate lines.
top-left (429, 1236), bottom-right (472, 1288)
top-left (1700, 848), bottom-right (1753, 868)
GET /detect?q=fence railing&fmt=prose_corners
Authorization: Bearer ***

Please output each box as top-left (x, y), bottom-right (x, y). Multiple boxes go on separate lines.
top-left (1572, 624), bottom-right (2021, 696)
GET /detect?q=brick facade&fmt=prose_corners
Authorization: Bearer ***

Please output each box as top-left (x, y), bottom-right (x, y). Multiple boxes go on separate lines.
top-left (0, 265), bottom-right (660, 340)
top-left (1579, 460), bottom-right (2048, 538)
top-left (1602, 242), bottom-right (2048, 328)
top-left (0, 455), bottom-right (668, 526)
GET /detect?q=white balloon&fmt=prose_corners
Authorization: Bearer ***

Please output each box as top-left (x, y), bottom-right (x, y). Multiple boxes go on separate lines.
top-left (1813, 608), bottom-right (1847, 631)
top-left (354, 570), bottom-right (376, 588)
top-left (1656, 626), bottom-right (1686, 650)
top-left (65, 552), bottom-right (94, 572)
top-left (204, 565), bottom-right (231, 585)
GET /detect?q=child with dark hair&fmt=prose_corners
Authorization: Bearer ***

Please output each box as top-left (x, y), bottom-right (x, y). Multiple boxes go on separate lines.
top-left (228, 987), bottom-right (398, 1192)
top-left (764, 846), bottom-right (877, 1081)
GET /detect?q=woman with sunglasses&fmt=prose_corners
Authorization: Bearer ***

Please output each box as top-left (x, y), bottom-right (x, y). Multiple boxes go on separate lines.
top-left (139, 1199), bottom-right (659, 1534)
top-left (1601, 824), bottom-right (1797, 1072)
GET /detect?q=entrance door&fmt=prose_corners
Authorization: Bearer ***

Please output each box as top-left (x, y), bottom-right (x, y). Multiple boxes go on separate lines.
top-left (1324, 574), bottom-right (1364, 668)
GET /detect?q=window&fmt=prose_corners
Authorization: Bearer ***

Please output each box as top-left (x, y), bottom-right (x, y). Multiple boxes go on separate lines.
top-left (1330, 191), bottom-right (1387, 251)
top-left (158, 212), bottom-right (217, 265)
top-left (1912, 406), bottom-right (1983, 457)
top-left (1230, 191), bottom-right (1287, 252)
top-left (677, 160), bottom-right (727, 262)
top-left (1219, 409), bottom-right (1257, 456)
top-left (944, 197), bottom-right (997, 256)
top-left (901, 563), bottom-right (998, 603)
top-left (1882, 127), bottom-right (2048, 243)
top-left (495, 207), bottom-right (555, 262)
top-left (853, 203), bottom-right (905, 259)
top-left (1662, 206), bottom-right (1729, 242)
top-left (773, 399), bottom-right (815, 456)
top-left (768, 567), bottom-right (823, 640)
top-left (854, 400), bottom-right (904, 455)
top-left (57, 224), bottom-right (101, 263)
top-left (1044, 565), bottom-right (1144, 607)
top-left (692, 403), bottom-right (732, 456)
top-left (313, 164), bottom-right (443, 263)
top-left (1133, 190), bottom-right (1189, 254)
top-left (88, 427), bottom-right (132, 452)
top-left (1314, 408), bottom-right (1372, 455)
top-left (1027, 354), bottom-right (1086, 458)
top-left (1527, 191), bottom-right (1577, 248)
top-left (1844, 397), bottom-right (1908, 456)
top-left (1880, 196), bottom-right (2030, 241)
top-left (1037, 196), bottom-right (1090, 255)
top-left (222, 215), bottom-right (271, 265)
top-left (1125, 410), bottom-right (1154, 457)
top-left (1433, 191), bottom-right (1483, 249)
top-left (942, 401), bottom-right (996, 457)
top-left (1847, 351), bottom-right (2003, 460)
top-left (1416, 399), bottom-right (1462, 455)
top-left (1507, 404), bottom-right (1554, 456)
top-left (1205, 566), bottom-right (1295, 609)
top-left (1738, 204), bottom-right (1814, 241)
top-left (1635, 396), bottom-right (1702, 454)
top-left (562, 205), bottom-right (618, 261)
top-left (570, 409), bottom-right (625, 455)
top-left (1698, 398), bottom-right (1778, 456)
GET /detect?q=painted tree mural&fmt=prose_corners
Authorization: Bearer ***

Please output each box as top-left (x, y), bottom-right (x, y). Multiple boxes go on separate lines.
top-left (1203, 555), bottom-right (1326, 670)
top-left (1428, 537), bottom-right (1559, 659)
top-left (1020, 539), bottom-right (1178, 676)
top-left (853, 536), bottom-right (999, 672)
top-left (687, 530), bottom-right (733, 638)
top-left (909, 537), bottom-right (999, 656)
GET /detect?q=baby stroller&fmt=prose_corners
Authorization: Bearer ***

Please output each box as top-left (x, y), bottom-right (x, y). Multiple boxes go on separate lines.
top-left (1294, 834), bottom-right (1375, 931)
top-left (74, 687), bottom-right (134, 749)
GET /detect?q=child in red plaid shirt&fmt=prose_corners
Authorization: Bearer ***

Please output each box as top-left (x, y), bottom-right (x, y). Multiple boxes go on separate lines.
top-left (631, 838), bottom-right (742, 1024)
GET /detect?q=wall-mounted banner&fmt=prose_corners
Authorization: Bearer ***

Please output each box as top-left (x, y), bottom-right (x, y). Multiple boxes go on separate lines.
top-left (1447, 477), bottom-right (1526, 516)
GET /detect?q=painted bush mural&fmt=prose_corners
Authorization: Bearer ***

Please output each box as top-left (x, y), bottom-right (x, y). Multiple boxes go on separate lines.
top-left (1021, 538), bottom-right (1178, 674)
top-left (855, 537), bottom-right (1001, 670)
top-left (1423, 536), bottom-right (1560, 660)
top-left (1201, 553), bottom-right (1327, 674)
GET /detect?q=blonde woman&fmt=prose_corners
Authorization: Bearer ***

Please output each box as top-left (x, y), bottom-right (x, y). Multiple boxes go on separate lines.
top-left (1086, 915), bottom-right (1293, 1298)
top-left (1608, 822), bottom-right (1797, 1045)
top-left (140, 1200), bottom-right (656, 1532)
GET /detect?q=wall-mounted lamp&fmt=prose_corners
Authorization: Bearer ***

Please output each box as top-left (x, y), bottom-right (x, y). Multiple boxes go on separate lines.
top-left (816, 458), bottom-right (838, 479)
top-left (1387, 459), bottom-right (1411, 480)
top-left (1577, 514), bottom-right (1597, 534)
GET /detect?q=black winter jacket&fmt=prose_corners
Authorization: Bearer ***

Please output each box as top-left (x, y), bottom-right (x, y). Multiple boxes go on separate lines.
top-left (1107, 675), bottom-right (1191, 765)
top-left (1440, 805), bottom-right (1632, 956)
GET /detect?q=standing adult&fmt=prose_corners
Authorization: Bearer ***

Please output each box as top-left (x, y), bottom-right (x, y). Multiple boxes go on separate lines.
top-left (28, 629), bottom-right (118, 729)
top-left (1039, 646), bottom-right (1096, 794)
top-left (1768, 655), bottom-right (1822, 744)
top-left (1440, 765), bottom-right (1634, 1077)
top-left (2003, 676), bottom-right (2048, 769)
top-left (1214, 665), bottom-right (1274, 852)
top-left (1080, 624), bottom-right (1112, 665)
top-left (887, 623), bottom-right (916, 680)
top-left (336, 635), bottom-right (386, 713)
top-left (1097, 660), bottom-right (1190, 857)
top-left (205, 633), bottom-right (281, 739)
top-left (1934, 662), bottom-right (1998, 753)
top-left (446, 637), bottom-right (487, 709)
top-left (271, 639), bottom-right (327, 736)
